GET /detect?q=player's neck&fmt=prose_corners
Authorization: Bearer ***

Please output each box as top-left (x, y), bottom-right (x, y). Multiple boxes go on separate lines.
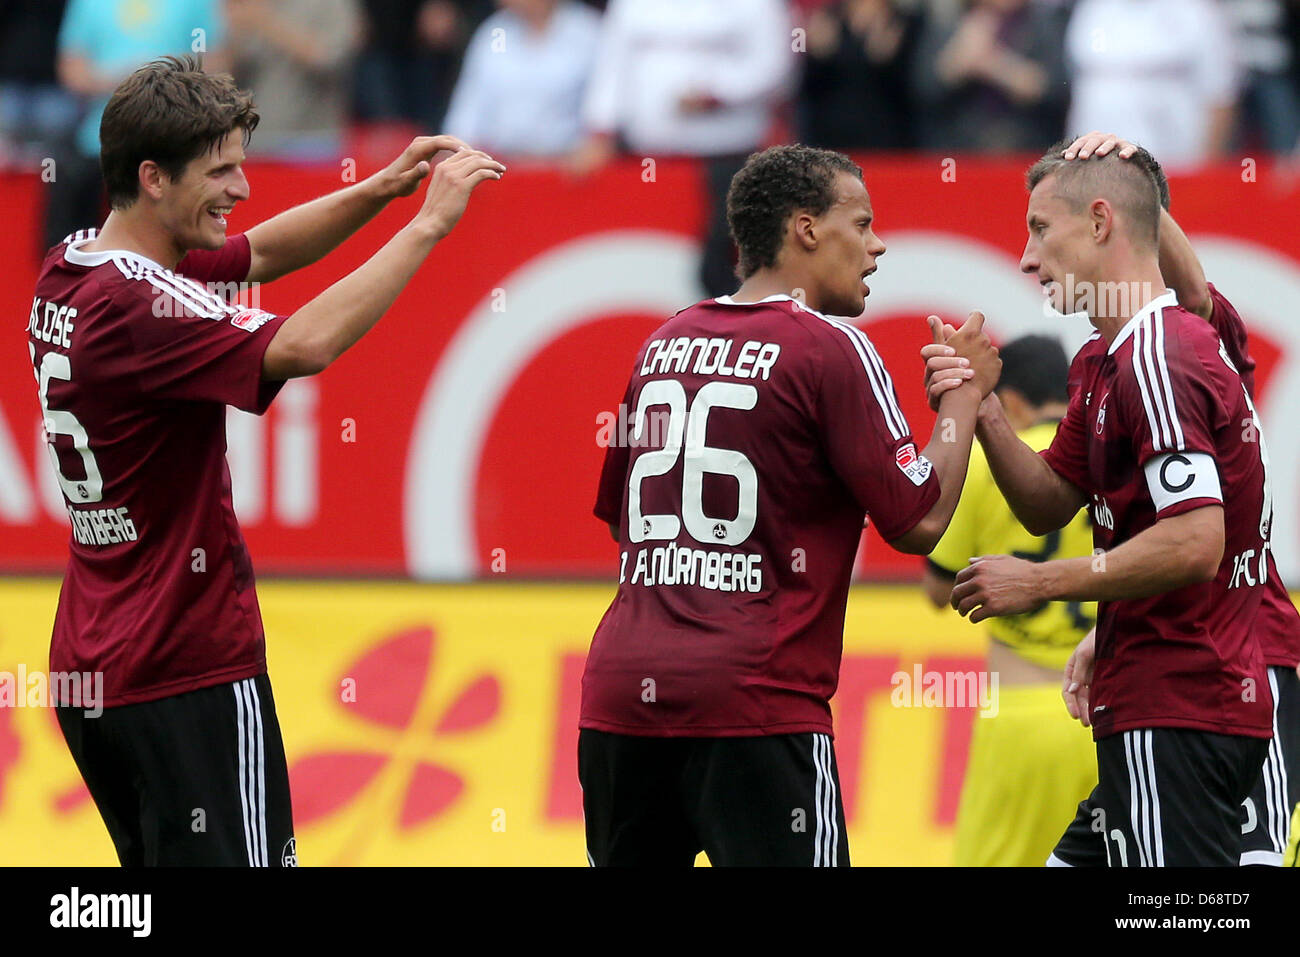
top-left (87, 210), bottom-right (185, 272)
top-left (731, 270), bottom-right (813, 308)
top-left (1088, 261), bottom-right (1167, 345)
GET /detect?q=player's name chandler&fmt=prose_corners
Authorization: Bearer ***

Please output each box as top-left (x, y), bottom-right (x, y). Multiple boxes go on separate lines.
top-left (1130, 893), bottom-right (1251, 908)
top-left (640, 335), bottom-right (781, 380)
top-left (620, 544), bottom-right (763, 594)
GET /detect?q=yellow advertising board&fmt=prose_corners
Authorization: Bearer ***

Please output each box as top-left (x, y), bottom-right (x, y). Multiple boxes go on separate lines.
top-left (1, 579), bottom-right (1027, 866)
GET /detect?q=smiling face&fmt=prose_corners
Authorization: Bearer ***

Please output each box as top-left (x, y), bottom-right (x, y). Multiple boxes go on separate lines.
top-left (1020, 174), bottom-right (1097, 315)
top-left (153, 127), bottom-right (250, 255)
top-left (806, 172), bottom-right (887, 317)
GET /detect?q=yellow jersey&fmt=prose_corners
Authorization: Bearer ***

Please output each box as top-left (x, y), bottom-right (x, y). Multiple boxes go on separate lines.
top-left (928, 421), bottom-right (1096, 671)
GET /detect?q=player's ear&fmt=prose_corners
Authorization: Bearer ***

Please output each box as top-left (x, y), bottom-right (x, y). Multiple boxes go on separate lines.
top-left (792, 210), bottom-right (818, 253)
top-left (1089, 198), bottom-right (1113, 243)
top-left (138, 160), bottom-right (167, 202)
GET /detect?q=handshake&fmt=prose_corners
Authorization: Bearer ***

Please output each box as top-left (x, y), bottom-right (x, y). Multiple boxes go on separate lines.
top-left (919, 310), bottom-right (1002, 410)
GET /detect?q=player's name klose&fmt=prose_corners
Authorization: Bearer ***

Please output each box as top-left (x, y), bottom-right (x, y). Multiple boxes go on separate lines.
top-left (640, 336), bottom-right (781, 380)
top-left (621, 544), bottom-right (763, 593)
top-left (27, 296), bottom-right (77, 348)
top-left (67, 505), bottom-right (138, 546)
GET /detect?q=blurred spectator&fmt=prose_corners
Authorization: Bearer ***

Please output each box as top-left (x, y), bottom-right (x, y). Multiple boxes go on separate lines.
top-left (224, 0), bottom-right (362, 161)
top-left (1223, 0), bottom-right (1300, 154)
top-left (443, 0), bottom-right (602, 158)
top-left (1065, 0), bottom-right (1237, 170)
top-left (573, 0), bottom-right (795, 298)
top-left (50, 0), bottom-right (227, 249)
top-left (352, 0), bottom-right (494, 131)
top-left (0, 0), bottom-right (77, 169)
top-left (799, 0), bottom-right (922, 151)
top-left (911, 0), bottom-right (1069, 153)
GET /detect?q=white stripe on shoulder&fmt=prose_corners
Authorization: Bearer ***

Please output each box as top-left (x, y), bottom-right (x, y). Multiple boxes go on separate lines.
top-left (1151, 309), bottom-right (1184, 448)
top-left (169, 271), bottom-right (239, 315)
top-left (1131, 320), bottom-right (1171, 451)
top-left (813, 314), bottom-right (906, 440)
top-left (144, 269), bottom-right (222, 319)
top-left (144, 268), bottom-right (232, 320)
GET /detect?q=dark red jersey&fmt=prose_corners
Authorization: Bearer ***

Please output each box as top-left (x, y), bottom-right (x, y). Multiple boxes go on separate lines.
top-left (1203, 282), bottom-right (1300, 668)
top-left (1042, 291), bottom-right (1272, 739)
top-left (28, 229), bottom-right (288, 706)
top-left (582, 294), bottom-right (940, 737)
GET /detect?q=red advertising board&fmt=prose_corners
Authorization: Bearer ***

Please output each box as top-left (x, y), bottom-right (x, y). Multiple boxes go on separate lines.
top-left (2, 156), bottom-right (1298, 580)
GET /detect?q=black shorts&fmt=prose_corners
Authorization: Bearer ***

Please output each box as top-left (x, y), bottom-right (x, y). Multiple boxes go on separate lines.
top-left (578, 728), bottom-right (849, 867)
top-left (56, 673), bottom-right (296, 867)
top-left (1049, 727), bottom-right (1270, 867)
top-left (1240, 665), bottom-right (1300, 865)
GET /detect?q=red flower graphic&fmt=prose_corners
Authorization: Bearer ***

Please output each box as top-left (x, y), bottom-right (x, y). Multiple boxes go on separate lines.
top-left (289, 625), bottom-right (500, 831)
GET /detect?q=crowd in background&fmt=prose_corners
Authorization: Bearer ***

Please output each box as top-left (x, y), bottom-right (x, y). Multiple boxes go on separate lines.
top-left (2, 0), bottom-right (1300, 266)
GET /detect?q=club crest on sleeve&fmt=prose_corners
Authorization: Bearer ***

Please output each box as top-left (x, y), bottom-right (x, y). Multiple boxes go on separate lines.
top-left (229, 308), bottom-right (274, 333)
top-left (895, 442), bottom-right (932, 486)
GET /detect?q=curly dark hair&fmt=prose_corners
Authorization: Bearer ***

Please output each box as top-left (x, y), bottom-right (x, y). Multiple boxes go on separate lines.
top-left (726, 145), bottom-right (863, 280)
top-left (100, 55), bottom-right (259, 210)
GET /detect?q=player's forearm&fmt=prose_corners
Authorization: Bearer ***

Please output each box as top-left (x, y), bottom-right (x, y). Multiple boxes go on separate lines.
top-left (976, 395), bottom-right (1083, 535)
top-left (1157, 209), bottom-right (1212, 320)
top-left (262, 223), bottom-right (440, 378)
top-left (1034, 506), bottom-right (1224, 602)
top-left (245, 176), bottom-right (393, 283)
top-left (893, 386), bottom-right (981, 553)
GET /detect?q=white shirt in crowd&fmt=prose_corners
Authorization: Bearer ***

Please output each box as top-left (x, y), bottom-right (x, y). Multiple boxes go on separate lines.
top-left (1065, 0), bottom-right (1238, 170)
top-left (1223, 0), bottom-right (1292, 75)
top-left (582, 0), bottom-right (794, 157)
top-left (443, 2), bottom-right (602, 157)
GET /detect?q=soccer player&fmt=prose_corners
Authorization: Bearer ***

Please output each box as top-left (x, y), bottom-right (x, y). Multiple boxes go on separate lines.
top-left (1055, 132), bottom-right (1300, 866)
top-left (924, 334), bottom-right (1097, 867)
top-left (579, 144), bottom-right (1001, 866)
top-left (29, 56), bottom-right (504, 866)
top-left (928, 140), bottom-right (1274, 866)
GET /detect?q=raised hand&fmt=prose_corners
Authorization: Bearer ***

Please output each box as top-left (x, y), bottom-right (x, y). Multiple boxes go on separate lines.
top-left (414, 147), bottom-right (506, 239)
top-left (382, 135), bottom-right (473, 199)
top-left (945, 310), bottom-right (1001, 397)
top-left (921, 314), bottom-right (970, 411)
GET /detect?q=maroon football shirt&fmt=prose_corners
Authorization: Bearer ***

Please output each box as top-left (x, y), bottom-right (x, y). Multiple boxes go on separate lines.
top-left (1042, 290), bottom-right (1272, 739)
top-left (582, 295), bottom-right (940, 737)
top-left (1203, 282), bottom-right (1300, 669)
top-left (28, 229), bottom-right (288, 706)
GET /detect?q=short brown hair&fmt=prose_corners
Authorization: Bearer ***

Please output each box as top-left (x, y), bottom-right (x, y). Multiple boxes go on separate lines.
top-left (100, 55), bottom-right (259, 210)
top-left (1025, 137), bottom-right (1162, 246)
